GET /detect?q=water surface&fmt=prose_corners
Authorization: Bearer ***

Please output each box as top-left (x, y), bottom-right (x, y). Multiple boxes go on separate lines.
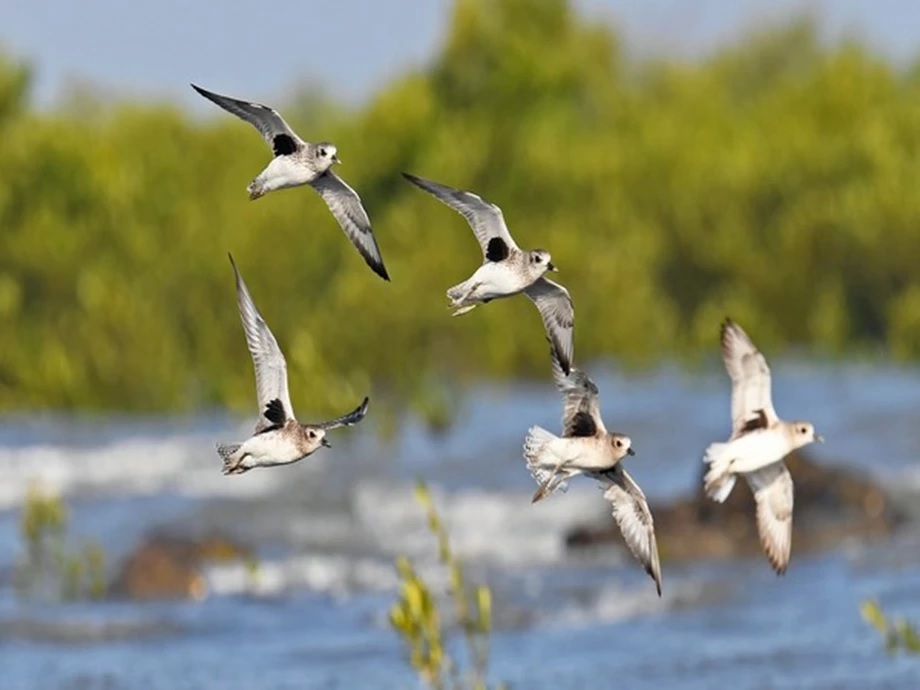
top-left (1, 362), bottom-right (918, 689)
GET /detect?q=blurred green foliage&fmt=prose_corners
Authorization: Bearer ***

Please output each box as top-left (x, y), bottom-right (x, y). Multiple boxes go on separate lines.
top-left (15, 485), bottom-right (106, 600)
top-left (389, 481), bottom-right (500, 690)
top-left (1, 0), bottom-right (919, 415)
top-left (861, 599), bottom-right (920, 655)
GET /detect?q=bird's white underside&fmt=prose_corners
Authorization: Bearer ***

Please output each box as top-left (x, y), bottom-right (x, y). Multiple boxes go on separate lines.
top-left (715, 427), bottom-right (794, 474)
top-left (255, 155), bottom-right (318, 194)
top-left (238, 429), bottom-right (310, 467)
top-left (460, 260), bottom-right (540, 301)
top-left (534, 436), bottom-right (616, 472)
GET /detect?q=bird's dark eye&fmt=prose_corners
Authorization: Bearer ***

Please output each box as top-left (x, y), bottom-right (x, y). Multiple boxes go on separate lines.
top-left (614, 439), bottom-right (622, 447)
top-left (799, 426), bottom-right (807, 434)
top-left (319, 148), bottom-right (327, 157)
top-left (308, 430), bottom-right (316, 439)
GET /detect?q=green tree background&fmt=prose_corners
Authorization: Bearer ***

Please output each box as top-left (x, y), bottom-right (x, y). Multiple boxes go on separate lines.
top-left (1, 0), bottom-right (918, 416)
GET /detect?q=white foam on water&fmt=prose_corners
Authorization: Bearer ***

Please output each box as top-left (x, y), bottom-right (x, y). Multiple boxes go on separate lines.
top-left (205, 553), bottom-right (400, 598)
top-left (886, 465), bottom-right (920, 491)
top-left (552, 583), bottom-right (665, 625)
top-left (202, 479), bottom-right (626, 599)
top-left (543, 577), bottom-right (722, 628)
top-left (0, 423), bottom-right (291, 510)
top-left (351, 480), bottom-right (609, 567)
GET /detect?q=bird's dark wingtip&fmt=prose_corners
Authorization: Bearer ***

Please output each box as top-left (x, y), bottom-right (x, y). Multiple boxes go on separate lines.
top-left (349, 397), bottom-right (370, 422)
top-left (228, 253), bottom-right (241, 280)
top-left (550, 342), bottom-right (572, 377)
top-left (646, 565), bottom-right (663, 597)
top-left (367, 260), bottom-right (390, 281)
top-left (401, 172), bottom-right (428, 190)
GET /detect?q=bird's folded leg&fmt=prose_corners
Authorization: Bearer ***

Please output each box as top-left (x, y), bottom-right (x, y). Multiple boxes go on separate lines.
top-left (451, 303), bottom-right (479, 316)
top-left (531, 459), bottom-right (569, 503)
top-left (449, 282), bottom-right (483, 316)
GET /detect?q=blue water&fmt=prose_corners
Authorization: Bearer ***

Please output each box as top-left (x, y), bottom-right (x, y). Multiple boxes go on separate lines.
top-left (0, 362), bottom-right (918, 689)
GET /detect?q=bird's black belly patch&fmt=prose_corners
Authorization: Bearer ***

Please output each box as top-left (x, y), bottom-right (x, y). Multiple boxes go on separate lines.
top-left (568, 410), bottom-right (597, 437)
top-left (272, 134), bottom-right (297, 157)
top-left (485, 237), bottom-right (509, 262)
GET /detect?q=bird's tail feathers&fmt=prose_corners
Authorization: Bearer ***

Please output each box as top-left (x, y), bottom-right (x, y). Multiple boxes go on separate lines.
top-left (447, 280), bottom-right (480, 314)
top-left (523, 426), bottom-right (558, 465)
top-left (523, 426), bottom-right (570, 500)
top-left (247, 177), bottom-right (266, 200)
top-left (216, 442), bottom-right (245, 475)
top-left (703, 441), bottom-right (737, 502)
top-left (446, 282), bottom-right (465, 302)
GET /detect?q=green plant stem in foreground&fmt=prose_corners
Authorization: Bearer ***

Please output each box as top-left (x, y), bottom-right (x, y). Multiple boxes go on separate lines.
top-left (861, 599), bottom-right (920, 655)
top-left (15, 485), bottom-right (106, 601)
top-left (389, 480), bottom-right (502, 690)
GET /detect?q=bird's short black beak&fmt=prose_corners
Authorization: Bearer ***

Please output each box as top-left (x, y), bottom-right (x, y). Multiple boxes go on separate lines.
top-left (547, 262), bottom-right (558, 272)
top-left (627, 447), bottom-right (636, 456)
top-left (321, 438), bottom-right (331, 448)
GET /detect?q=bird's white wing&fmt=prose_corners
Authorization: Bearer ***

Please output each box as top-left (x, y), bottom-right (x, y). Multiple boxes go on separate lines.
top-left (549, 346), bottom-right (606, 437)
top-left (524, 278), bottom-right (574, 377)
top-left (402, 173), bottom-right (519, 260)
top-left (191, 84), bottom-right (306, 156)
top-left (316, 397), bottom-right (370, 430)
top-left (310, 171), bottom-right (389, 281)
top-left (228, 254), bottom-right (294, 432)
top-left (721, 319), bottom-right (777, 437)
top-left (745, 461), bottom-right (794, 575)
top-left (599, 466), bottom-right (663, 596)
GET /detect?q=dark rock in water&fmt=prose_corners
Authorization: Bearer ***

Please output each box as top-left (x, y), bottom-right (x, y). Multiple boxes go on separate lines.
top-left (108, 531), bottom-right (252, 600)
top-left (566, 450), bottom-right (905, 566)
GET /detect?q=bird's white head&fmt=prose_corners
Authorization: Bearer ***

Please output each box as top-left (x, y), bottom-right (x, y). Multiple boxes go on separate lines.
top-left (315, 143), bottom-right (340, 171)
top-left (790, 421), bottom-right (823, 448)
top-left (610, 433), bottom-right (635, 459)
top-left (529, 249), bottom-right (556, 274)
top-left (305, 427), bottom-right (331, 451)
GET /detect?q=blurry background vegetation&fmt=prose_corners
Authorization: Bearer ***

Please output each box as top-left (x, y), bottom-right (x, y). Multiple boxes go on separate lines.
top-left (1, 0), bottom-right (919, 417)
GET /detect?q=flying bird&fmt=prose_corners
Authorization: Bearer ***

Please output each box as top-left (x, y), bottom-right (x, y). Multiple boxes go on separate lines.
top-left (703, 318), bottom-right (824, 574)
top-left (523, 348), bottom-right (662, 596)
top-left (216, 254), bottom-right (369, 475)
top-left (403, 172), bottom-right (574, 374)
top-left (192, 84), bottom-right (389, 281)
